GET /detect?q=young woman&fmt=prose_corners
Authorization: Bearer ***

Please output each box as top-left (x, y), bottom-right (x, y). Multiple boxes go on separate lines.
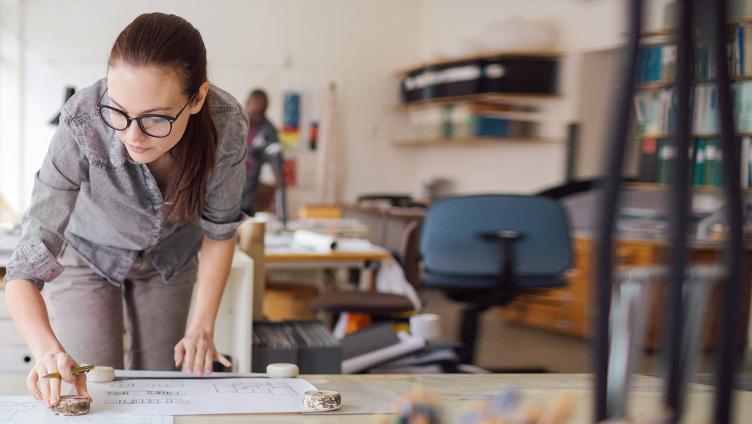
top-left (3, 13), bottom-right (247, 407)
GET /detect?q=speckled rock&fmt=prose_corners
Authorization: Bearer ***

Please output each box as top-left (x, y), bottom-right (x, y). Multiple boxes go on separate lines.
top-left (52, 395), bottom-right (91, 416)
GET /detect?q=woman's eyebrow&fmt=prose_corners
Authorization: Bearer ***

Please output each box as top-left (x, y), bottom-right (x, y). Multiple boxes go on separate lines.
top-left (107, 96), bottom-right (173, 114)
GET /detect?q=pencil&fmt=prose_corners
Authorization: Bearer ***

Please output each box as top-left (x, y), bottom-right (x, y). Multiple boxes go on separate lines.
top-left (41, 364), bottom-right (95, 379)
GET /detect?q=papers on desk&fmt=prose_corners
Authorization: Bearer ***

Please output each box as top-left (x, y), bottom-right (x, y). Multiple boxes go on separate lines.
top-left (0, 396), bottom-right (172, 424)
top-left (341, 326), bottom-right (426, 374)
top-left (287, 219), bottom-right (370, 238)
top-left (88, 377), bottom-right (317, 415)
top-left (0, 376), bottom-right (317, 421)
top-left (266, 231), bottom-right (382, 254)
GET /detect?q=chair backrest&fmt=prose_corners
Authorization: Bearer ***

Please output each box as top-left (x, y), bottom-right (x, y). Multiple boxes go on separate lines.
top-left (419, 194), bottom-right (573, 280)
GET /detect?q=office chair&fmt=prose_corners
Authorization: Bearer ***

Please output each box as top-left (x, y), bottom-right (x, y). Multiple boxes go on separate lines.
top-left (419, 194), bottom-right (573, 365)
top-left (311, 221), bottom-right (421, 317)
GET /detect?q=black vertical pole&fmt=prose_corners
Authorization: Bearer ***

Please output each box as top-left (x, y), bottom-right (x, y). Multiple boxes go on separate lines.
top-left (593, 0), bottom-right (642, 420)
top-left (709, 0), bottom-right (745, 422)
top-left (565, 122), bottom-right (580, 183)
top-left (664, 0), bottom-right (693, 421)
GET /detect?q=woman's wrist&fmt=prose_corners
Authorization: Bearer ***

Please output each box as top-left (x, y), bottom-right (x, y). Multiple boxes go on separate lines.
top-left (185, 320), bottom-right (214, 336)
top-left (32, 343), bottom-right (65, 361)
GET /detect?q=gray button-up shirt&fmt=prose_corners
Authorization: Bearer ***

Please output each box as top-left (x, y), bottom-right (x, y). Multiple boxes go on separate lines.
top-left (3, 78), bottom-right (248, 289)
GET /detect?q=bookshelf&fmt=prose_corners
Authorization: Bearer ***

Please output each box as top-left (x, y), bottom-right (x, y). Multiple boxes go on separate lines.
top-left (394, 92), bottom-right (557, 111)
top-left (392, 137), bottom-right (552, 148)
top-left (392, 51), bottom-right (561, 148)
top-left (624, 182), bottom-right (752, 194)
top-left (632, 19), bottom-right (752, 190)
top-left (393, 51), bottom-right (562, 76)
top-left (633, 133), bottom-right (752, 139)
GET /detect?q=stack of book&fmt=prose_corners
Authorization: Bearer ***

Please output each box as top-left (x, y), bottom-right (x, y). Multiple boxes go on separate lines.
top-left (637, 137), bottom-right (752, 189)
top-left (636, 21), bottom-right (752, 84)
top-left (633, 83), bottom-right (726, 137)
top-left (404, 104), bottom-right (537, 141)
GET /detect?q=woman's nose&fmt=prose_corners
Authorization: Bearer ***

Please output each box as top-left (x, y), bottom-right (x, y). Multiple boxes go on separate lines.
top-left (120, 122), bottom-right (145, 144)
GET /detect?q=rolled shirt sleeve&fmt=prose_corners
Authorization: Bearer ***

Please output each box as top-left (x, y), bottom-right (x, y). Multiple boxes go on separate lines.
top-left (4, 108), bottom-right (88, 289)
top-left (200, 109), bottom-right (248, 240)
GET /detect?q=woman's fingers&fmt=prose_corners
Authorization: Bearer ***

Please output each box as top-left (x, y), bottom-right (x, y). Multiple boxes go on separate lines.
top-left (214, 352), bottom-right (232, 368)
top-left (74, 374), bottom-right (91, 401)
top-left (44, 357), bottom-right (61, 406)
top-left (203, 349), bottom-right (214, 374)
top-left (55, 353), bottom-right (75, 383)
top-left (181, 340), bottom-right (196, 373)
top-left (26, 369), bottom-right (42, 401)
top-left (174, 341), bottom-right (186, 369)
top-left (36, 367), bottom-right (50, 407)
top-left (193, 341), bottom-right (207, 375)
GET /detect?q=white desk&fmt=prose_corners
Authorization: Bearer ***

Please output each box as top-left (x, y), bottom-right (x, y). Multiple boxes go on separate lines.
top-left (0, 373), bottom-right (750, 422)
top-left (264, 233), bottom-right (391, 290)
top-left (196, 249), bottom-right (254, 373)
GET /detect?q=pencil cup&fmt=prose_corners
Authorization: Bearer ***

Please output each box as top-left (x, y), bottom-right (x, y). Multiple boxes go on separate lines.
top-left (409, 313), bottom-right (441, 341)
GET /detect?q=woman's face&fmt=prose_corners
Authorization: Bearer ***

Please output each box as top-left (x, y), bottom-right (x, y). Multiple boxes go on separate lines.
top-left (105, 62), bottom-right (206, 164)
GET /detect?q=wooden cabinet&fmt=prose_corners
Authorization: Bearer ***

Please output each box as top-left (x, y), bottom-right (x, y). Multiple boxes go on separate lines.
top-left (500, 235), bottom-right (751, 351)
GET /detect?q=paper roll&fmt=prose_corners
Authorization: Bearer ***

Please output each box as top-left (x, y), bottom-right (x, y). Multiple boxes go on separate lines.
top-left (293, 230), bottom-right (337, 251)
top-left (409, 313), bottom-right (441, 341)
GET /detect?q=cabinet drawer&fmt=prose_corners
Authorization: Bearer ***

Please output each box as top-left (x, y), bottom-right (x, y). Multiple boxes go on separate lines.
top-left (524, 287), bottom-right (581, 305)
top-left (573, 238), bottom-right (592, 272)
top-left (0, 319), bottom-right (24, 346)
top-left (520, 302), bottom-right (589, 337)
top-left (615, 243), bottom-right (655, 266)
top-left (0, 345), bottom-right (33, 372)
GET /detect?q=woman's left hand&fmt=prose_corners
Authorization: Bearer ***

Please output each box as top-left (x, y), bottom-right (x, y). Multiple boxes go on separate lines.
top-left (174, 328), bottom-right (232, 375)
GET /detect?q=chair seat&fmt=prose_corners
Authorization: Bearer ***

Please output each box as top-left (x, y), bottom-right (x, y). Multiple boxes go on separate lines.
top-left (312, 291), bottom-right (415, 314)
top-left (423, 272), bottom-right (568, 290)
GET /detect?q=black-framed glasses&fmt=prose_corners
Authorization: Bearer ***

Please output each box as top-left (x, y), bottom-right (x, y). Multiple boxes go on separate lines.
top-left (96, 89), bottom-right (196, 138)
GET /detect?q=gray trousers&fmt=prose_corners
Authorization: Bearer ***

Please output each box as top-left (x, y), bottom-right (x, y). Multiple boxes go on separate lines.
top-left (42, 245), bottom-right (197, 370)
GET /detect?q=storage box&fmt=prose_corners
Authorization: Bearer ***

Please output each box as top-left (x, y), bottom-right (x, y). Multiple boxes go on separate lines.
top-left (252, 320), bottom-right (342, 374)
top-left (401, 60), bottom-right (483, 103)
top-left (481, 56), bottom-right (559, 94)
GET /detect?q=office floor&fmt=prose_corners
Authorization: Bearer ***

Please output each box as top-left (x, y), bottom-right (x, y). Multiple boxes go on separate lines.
top-left (422, 290), bottom-right (752, 385)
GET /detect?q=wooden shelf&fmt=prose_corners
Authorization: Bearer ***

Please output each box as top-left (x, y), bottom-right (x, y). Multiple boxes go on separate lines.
top-left (392, 137), bottom-right (550, 147)
top-left (633, 133), bottom-right (752, 139)
top-left (637, 76), bottom-right (752, 90)
top-left (624, 182), bottom-right (752, 193)
top-left (639, 28), bottom-right (676, 38)
top-left (637, 80), bottom-right (676, 90)
top-left (394, 50), bottom-right (562, 76)
top-left (638, 24), bottom-right (737, 39)
top-left (396, 92), bottom-right (558, 110)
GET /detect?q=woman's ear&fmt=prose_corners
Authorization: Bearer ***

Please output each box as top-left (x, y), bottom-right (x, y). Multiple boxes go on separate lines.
top-left (189, 81), bottom-right (210, 115)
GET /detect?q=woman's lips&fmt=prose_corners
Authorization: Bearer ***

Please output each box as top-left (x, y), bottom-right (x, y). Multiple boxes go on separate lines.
top-left (128, 144), bottom-right (150, 154)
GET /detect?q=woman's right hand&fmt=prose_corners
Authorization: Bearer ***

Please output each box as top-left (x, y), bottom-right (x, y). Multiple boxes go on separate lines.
top-left (27, 351), bottom-right (91, 407)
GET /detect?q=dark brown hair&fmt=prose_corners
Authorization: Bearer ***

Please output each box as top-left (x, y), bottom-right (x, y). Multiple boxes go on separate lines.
top-left (248, 89), bottom-right (269, 111)
top-left (109, 12), bottom-right (217, 222)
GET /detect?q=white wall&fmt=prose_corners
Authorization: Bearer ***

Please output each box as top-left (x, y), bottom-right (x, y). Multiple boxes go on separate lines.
top-left (406, 0), bottom-right (675, 195)
top-left (0, 0), bottom-right (423, 215)
top-left (0, 0), bottom-right (684, 216)
top-left (0, 0), bottom-right (24, 213)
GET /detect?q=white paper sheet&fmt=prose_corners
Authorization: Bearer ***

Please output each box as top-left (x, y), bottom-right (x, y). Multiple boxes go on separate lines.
top-left (114, 370), bottom-right (268, 379)
top-left (0, 396), bottom-right (172, 424)
top-left (88, 378), bottom-right (317, 415)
